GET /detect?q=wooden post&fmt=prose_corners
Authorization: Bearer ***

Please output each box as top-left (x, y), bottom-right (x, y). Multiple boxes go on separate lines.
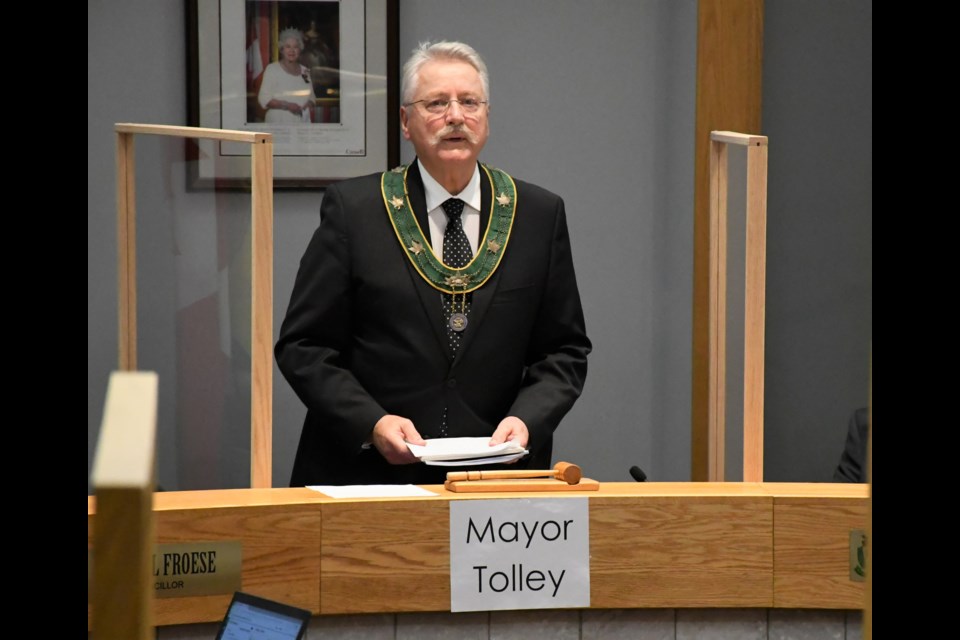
top-left (91, 371), bottom-right (159, 639)
top-left (742, 140), bottom-right (768, 482)
top-left (707, 137), bottom-right (728, 481)
top-left (692, 0), bottom-right (764, 480)
top-left (116, 131), bottom-right (137, 371)
top-left (251, 138), bottom-right (274, 488)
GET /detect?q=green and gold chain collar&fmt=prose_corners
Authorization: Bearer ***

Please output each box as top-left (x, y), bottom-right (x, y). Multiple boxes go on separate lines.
top-left (381, 163), bottom-right (517, 294)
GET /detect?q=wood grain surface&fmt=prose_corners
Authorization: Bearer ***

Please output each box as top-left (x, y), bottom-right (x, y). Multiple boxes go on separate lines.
top-left (590, 496), bottom-right (772, 607)
top-left (773, 496), bottom-right (869, 609)
top-left (87, 483), bottom-right (867, 628)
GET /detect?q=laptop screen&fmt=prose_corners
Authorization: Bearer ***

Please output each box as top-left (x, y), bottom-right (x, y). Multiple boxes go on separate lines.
top-left (215, 591), bottom-right (311, 640)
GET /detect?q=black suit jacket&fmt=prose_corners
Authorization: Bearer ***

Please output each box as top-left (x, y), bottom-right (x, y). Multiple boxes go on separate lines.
top-left (276, 161), bottom-right (591, 485)
top-left (832, 407), bottom-right (869, 483)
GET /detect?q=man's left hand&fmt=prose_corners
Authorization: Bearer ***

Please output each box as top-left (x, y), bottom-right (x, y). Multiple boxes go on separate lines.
top-left (489, 417), bottom-right (529, 464)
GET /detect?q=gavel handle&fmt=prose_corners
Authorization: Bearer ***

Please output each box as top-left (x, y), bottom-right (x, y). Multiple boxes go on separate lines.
top-left (446, 469), bottom-right (558, 482)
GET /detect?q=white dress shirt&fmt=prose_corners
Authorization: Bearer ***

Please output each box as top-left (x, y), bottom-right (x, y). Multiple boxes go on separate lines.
top-left (417, 160), bottom-right (482, 259)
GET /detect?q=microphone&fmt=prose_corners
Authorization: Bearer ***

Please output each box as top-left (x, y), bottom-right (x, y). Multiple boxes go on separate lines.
top-left (629, 466), bottom-right (647, 482)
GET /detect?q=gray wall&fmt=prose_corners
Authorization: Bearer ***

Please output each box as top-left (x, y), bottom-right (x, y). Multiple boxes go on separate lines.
top-left (88, 0), bottom-right (871, 490)
top-left (761, 1), bottom-right (872, 481)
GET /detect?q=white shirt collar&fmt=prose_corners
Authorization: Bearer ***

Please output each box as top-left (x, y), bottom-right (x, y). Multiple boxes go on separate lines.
top-left (417, 160), bottom-right (482, 213)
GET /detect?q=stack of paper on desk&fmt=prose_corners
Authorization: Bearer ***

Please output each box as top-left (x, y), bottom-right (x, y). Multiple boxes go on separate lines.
top-left (406, 437), bottom-right (528, 466)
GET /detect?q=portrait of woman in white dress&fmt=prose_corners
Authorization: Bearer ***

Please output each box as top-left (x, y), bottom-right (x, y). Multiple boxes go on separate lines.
top-left (257, 28), bottom-right (317, 123)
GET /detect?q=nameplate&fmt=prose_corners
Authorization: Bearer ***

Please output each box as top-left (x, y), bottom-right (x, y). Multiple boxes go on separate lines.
top-left (152, 541), bottom-right (242, 597)
top-left (449, 498), bottom-right (590, 612)
top-left (89, 540), bottom-right (242, 599)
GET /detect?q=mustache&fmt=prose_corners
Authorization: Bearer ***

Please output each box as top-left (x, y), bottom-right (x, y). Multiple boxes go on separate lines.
top-left (431, 125), bottom-right (478, 145)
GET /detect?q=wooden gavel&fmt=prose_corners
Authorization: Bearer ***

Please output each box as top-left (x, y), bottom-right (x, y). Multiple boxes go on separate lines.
top-left (446, 461), bottom-right (582, 485)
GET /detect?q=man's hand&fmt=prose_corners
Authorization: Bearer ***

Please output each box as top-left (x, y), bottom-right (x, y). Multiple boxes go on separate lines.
top-left (371, 415), bottom-right (425, 465)
top-left (489, 416), bottom-right (529, 464)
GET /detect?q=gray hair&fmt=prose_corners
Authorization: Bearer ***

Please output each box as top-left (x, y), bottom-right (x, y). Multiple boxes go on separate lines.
top-left (278, 28), bottom-right (305, 51)
top-left (401, 41), bottom-right (489, 105)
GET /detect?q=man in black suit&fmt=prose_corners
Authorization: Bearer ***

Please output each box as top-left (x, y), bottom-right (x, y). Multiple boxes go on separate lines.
top-left (832, 407), bottom-right (870, 483)
top-left (276, 41), bottom-right (591, 485)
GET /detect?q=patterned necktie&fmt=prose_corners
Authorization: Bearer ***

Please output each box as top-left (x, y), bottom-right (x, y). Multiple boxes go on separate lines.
top-left (440, 197), bottom-right (472, 436)
top-left (442, 198), bottom-right (470, 269)
top-left (441, 197), bottom-right (472, 349)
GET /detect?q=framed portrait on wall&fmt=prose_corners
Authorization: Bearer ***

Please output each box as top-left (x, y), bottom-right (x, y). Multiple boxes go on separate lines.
top-left (187, 0), bottom-right (399, 188)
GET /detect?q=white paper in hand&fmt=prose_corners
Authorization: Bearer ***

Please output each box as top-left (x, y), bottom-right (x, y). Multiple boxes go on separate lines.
top-left (406, 437), bottom-right (527, 462)
top-left (421, 452), bottom-right (529, 466)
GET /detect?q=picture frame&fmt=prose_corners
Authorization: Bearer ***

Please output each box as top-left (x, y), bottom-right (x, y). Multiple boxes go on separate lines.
top-left (187, 0), bottom-right (399, 188)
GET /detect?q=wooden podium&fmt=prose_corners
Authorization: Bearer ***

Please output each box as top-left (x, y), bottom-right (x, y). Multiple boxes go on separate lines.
top-left (88, 482), bottom-right (867, 628)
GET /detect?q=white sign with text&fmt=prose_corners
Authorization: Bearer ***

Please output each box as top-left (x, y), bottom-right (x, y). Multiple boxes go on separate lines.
top-left (449, 498), bottom-right (590, 612)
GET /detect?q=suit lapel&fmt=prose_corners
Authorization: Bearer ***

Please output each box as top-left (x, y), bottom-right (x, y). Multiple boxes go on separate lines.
top-left (453, 164), bottom-right (501, 364)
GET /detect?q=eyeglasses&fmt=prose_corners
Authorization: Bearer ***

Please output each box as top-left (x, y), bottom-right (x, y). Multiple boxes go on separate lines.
top-left (404, 97), bottom-right (488, 115)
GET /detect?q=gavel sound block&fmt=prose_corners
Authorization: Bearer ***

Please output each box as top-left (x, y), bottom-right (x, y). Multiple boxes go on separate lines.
top-left (444, 462), bottom-right (599, 493)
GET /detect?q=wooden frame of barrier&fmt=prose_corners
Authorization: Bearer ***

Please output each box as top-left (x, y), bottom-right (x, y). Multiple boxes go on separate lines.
top-left (707, 131), bottom-right (769, 482)
top-left (87, 483), bottom-right (867, 629)
top-left (115, 124), bottom-right (275, 488)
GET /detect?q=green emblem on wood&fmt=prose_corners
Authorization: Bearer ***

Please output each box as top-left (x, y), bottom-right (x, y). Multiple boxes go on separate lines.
top-left (849, 529), bottom-right (867, 581)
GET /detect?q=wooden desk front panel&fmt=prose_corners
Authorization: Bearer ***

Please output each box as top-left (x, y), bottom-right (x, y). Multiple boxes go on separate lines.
top-left (89, 484), bottom-right (867, 626)
top-left (316, 490), bottom-right (774, 614)
top-left (773, 496), bottom-right (868, 609)
top-left (589, 496), bottom-right (773, 608)
top-left (88, 493), bottom-right (323, 628)
top-left (154, 503), bottom-right (321, 625)
top-left (320, 499), bottom-right (450, 614)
